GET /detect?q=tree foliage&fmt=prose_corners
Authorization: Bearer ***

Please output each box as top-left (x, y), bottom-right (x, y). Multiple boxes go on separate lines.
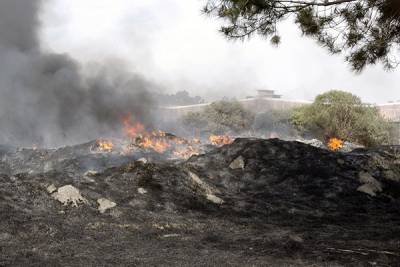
top-left (204, 0), bottom-right (400, 71)
top-left (253, 109), bottom-right (297, 137)
top-left (291, 90), bottom-right (392, 146)
top-left (183, 101), bottom-right (255, 134)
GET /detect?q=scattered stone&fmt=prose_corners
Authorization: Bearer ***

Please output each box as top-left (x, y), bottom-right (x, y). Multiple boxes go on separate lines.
top-left (357, 172), bottom-right (382, 197)
top-left (52, 185), bottom-right (88, 207)
top-left (137, 158), bottom-right (148, 164)
top-left (97, 198), bottom-right (117, 214)
top-left (188, 171), bottom-right (223, 204)
top-left (384, 170), bottom-right (399, 182)
top-left (289, 234), bottom-right (304, 243)
top-left (359, 172), bottom-right (382, 189)
top-left (229, 156), bottom-right (245, 170)
top-left (206, 193), bottom-right (224, 205)
top-left (188, 171), bottom-right (204, 186)
top-left (46, 184), bottom-right (57, 194)
top-left (357, 184), bottom-right (381, 197)
top-left (84, 170), bottom-right (98, 177)
top-left (138, 187), bottom-right (148, 194)
top-left (162, 234), bottom-right (180, 238)
top-left (188, 171), bottom-right (219, 194)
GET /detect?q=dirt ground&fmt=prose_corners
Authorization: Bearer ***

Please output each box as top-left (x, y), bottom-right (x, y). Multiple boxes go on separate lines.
top-left (1, 139), bottom-right (399, 266)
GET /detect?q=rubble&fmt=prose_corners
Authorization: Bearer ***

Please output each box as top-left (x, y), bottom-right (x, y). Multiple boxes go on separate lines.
top-left (46, 184), bottom-right (57, 194)
top-left (97, 198), bottom-right (117, 213)
top-left (52, 185), bottom-right (88, 207)
top-left (137, 187), bottom-right (148, 194)
top-left (206, 193), bottom-right (224, 205)
top-left (229, 155), bottom-right (245, 169)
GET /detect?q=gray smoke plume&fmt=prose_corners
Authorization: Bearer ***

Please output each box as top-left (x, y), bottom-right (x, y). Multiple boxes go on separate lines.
top-left (0, 0), bottom-right (155, 147)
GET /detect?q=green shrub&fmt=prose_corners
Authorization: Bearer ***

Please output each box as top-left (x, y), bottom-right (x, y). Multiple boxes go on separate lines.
top-left (291, 90), bottom-right (391, 146)
top-left (253, 109), bottom-right (297, 138)
top-left (182, 101), bottom-right (255, 135)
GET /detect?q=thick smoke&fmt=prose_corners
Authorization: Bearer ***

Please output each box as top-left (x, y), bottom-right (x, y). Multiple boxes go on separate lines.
top-left (0, 0), bottom-right (155, 147)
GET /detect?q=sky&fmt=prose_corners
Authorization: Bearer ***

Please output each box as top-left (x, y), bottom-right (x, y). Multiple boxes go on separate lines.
top-left (40, 0), bottom-right (400, 104)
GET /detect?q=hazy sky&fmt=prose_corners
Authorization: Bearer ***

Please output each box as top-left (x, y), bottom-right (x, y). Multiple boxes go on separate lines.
top-left (40, 0), bottom-right (400, 104)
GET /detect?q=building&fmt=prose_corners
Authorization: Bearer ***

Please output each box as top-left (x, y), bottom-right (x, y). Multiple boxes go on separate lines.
top-left (255, 90), bottom-right (282, 99)
top-left (377, 102), bottom-right (400, 143)
top-left (378, 102), bottom-right (400, 122)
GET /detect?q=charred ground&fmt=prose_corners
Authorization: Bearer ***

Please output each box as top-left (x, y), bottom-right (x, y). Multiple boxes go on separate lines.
top-left (1, 138), bottom-right (400, 266)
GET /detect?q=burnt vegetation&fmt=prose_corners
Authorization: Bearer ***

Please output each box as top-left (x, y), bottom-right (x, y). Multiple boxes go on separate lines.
top-left (1, 138), bottom-right (400, 265)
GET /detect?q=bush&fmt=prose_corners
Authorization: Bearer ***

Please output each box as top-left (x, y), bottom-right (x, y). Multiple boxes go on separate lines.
top-left (182, 101), bottom-right (255, 135)
top-left (291, 90), bottom-right (391, 146)
top-left (253, 109), bottom-right (297, 138)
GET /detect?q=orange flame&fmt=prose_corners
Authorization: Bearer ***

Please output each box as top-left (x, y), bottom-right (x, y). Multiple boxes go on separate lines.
top-left (209, 135), bottom-right (234, 146)
top-left (122, 114), bottom-right (145, 138)
top-left (327, 137), bottom-right (343, 151)
top-left (97, 139), bottom-right (114, 152)
top-left (114, 114), bottom-right (205, 158)
top-left (139, 134), bottom-right (170, 153)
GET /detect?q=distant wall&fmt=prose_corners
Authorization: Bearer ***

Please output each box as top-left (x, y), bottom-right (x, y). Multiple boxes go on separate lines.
top-left (378, 103), bottom-right (400, 122)
top-left (378, 103), bottom-right (400, 144)
top-left (159, 97), bottom-right (311, 120)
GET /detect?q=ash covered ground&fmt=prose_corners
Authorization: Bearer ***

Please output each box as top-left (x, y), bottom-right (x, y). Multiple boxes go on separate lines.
top-left (1, 138), bottom-right (399, 266)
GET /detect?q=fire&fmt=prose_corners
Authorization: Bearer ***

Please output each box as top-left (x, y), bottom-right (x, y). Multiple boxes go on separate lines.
top-left (209, 135), bottom-right (234, 146)
top-left (122, 114), bottom-right (145, 138)
top-left (327, 137), bottom-right (344, 151)
top-left (92, 113), bottom-right (208, 159)
top-left (96, 139), bottom-right (114, 152)
top-left (138, 134), bottom-right (170, 153)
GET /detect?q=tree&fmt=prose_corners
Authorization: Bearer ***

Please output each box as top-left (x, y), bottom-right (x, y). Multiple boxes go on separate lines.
top-left (182, 101), bottom-right (255, 134)
top-left (204, 0), bottom-right (400, 71)
top-left (291, 90), bottom-right (391, 146)
top-left (182, 111), bottom-right (208, 136)
top-left (253, 109), bottom-right (297, 137)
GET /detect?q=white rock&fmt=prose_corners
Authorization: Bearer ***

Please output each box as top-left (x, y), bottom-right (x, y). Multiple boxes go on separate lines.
top-left (359, 172), bottom-right (381, 188)
top-left (137, 158), bottom-right (148, 164)
top-left (84, 170), bottom-right (98, 177)
top-left (289, 234), bottom-right (304, 243)
top-left (137, 187), bottom-right (148, 194)
top-left (46, 184), bottom-right (57, 194)
top-left (52, 185), bottom-right (88, 207)
top-left (97, 198), bottom-right (117, 214)
top-left (357, 172), bottom-right (382, 197)
top-left (188, 171), bottom-right (205, 186)
top-left (229, 156), bottom-right (245, 170)
top-left (162, 234), bottom-right (180, 238)
top-left (357, 184), bottom-right (381, 197)
top-left (206, 194), bottom-right (224, 205)
top-left (188, 171), bottom-right (223, 204)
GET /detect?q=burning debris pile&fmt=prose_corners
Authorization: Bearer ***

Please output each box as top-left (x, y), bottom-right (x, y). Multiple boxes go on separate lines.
top-left (1, 137), bottom-right (399, 266)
